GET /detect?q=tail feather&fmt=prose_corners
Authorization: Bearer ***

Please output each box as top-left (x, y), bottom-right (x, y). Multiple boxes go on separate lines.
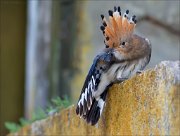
top-left (86, 100), bottom-right (98, 124)
top-left (79, 103), bottom-right (83, 116)
top-left (86, 89), bottom-right (92, 110)
top-left (76, 81), bottom-right (112, 125)
top-left (87, 91), bottom-right (91, 109)
top-left (85, 89), bottom-right (108, 125)
top-left (91, 107), bottom-right (100, 125)
top-left (83, 99), bottom-right (88, 115)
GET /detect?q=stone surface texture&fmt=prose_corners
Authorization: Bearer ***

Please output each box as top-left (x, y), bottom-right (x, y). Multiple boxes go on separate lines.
top-left (9, 61), bottom-right (180, 135)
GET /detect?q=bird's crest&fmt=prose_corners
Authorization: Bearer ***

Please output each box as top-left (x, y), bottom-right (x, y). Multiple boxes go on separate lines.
top-left (100, 6), bottom-right (137, 48)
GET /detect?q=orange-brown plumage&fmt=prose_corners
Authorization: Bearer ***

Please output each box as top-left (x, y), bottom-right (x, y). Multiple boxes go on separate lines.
top-left (100, 6), bottom-right (151, 61)
top-left (100, 8), bottom-right (136, 47)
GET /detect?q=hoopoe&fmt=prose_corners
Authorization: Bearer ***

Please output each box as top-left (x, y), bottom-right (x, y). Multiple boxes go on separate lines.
top-left (76, 6), bottom-right (151, 125)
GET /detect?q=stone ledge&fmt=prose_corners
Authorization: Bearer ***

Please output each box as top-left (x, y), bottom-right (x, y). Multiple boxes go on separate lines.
top-left (9, 61), bottom-right (180, 135)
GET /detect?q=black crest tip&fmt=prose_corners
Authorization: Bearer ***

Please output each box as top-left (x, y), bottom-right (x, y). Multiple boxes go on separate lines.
top-left (118, 6), bottom-right (121, 12)
top-left (126, 10), bottom-right (129, 14)
top-left (108, 10), bottom-right (113, 17)
top-left (106, 36), bottom-right (109, 41)
top-left (100, 26), bottom-right (105, 31)
top-left (103, 22), bottom-right (107, 27)
top-left (100, 14), bottom-right (104, 20)
top-left (134, 19), bottom-right (137, 24)
top-left (114, 6), bottom-right (117, 12)
top-left (132, 15), bottom-right (136, 21)
top-left (132, 15), bottom-right (136, 18)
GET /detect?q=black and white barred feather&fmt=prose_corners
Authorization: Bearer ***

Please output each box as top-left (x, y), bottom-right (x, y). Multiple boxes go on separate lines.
top-left (76, 51), bottom-right (115, 125)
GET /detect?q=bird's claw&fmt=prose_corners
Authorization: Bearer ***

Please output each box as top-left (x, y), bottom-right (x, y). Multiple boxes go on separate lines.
top-left (136, 70), bottom-right (143, 74)
top-left (114, 78), bottom-right (128, 83)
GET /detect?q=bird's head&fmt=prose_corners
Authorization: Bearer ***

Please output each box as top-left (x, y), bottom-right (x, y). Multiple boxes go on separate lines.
top-left (101, 6), bottom-right (151, 61)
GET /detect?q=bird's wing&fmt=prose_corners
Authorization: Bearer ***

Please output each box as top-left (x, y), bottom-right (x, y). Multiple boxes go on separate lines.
top-left (76, 52), bottom-right (112, 117)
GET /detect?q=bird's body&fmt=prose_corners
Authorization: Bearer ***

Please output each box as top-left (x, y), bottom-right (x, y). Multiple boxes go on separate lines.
top-left (76, 6), bottom-right (151, 125)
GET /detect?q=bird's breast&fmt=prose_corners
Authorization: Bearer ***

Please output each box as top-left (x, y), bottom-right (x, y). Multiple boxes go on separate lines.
top-left (115, 56), bottom-right (150, 80)
top-left (94, 56), bottom-right (150, 98)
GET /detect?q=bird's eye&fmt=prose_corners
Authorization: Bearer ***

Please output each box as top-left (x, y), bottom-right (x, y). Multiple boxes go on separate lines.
top-left (122, 42), bottom-right (125, 45)
top-left (119, 41), bottom-right (126, 48)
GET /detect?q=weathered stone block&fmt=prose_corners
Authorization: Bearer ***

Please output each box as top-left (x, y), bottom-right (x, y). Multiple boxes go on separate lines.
top-left (9, 61), bottom-right (180, 135)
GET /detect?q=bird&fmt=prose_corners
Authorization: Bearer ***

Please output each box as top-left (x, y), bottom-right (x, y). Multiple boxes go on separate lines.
top-left (76, 6), bottom-right (151, 126)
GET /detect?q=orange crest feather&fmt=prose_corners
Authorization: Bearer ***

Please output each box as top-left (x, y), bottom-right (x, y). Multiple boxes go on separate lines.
top-left (100, 6), bottom-right (137, 48)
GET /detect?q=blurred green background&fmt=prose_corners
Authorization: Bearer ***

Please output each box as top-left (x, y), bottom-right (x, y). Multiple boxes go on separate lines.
top-left (0, 0), bottom-right (179, 135)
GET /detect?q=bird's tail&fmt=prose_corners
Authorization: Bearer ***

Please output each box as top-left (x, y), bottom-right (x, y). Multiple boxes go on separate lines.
top-left (100, 6), bottom-right (137, 48)
top-left (83, 89), bottom-right (108, 125)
